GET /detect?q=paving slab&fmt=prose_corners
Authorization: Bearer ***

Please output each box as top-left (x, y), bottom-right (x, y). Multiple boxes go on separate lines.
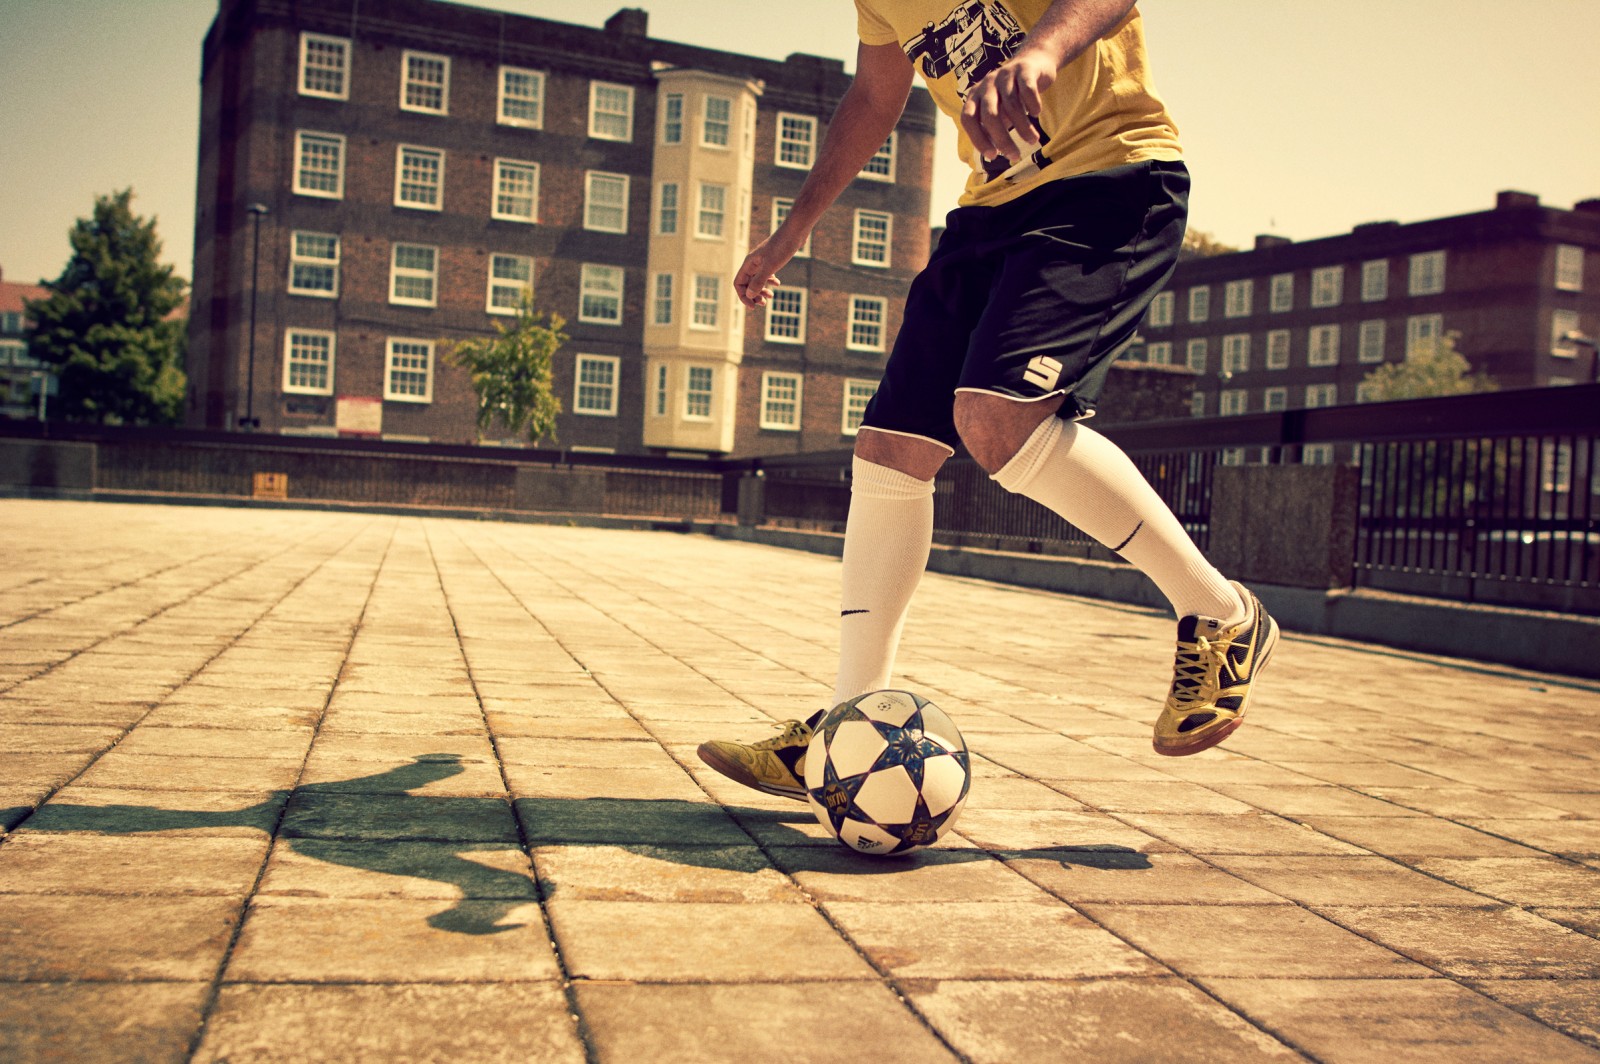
top-left (0, 982), bottom-right (210, 1064)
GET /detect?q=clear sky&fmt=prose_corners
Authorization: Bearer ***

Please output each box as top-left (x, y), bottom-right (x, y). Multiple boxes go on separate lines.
top-left (3, 0), bottom-right (1598, 286)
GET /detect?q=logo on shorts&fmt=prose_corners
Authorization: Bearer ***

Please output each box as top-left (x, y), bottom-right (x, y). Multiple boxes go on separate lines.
top-left (1023, 355), bottom-right (1064, 390)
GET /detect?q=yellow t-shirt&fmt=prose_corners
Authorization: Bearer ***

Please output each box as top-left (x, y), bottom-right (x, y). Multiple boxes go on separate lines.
top-left (856, 0), bottom-right (1181, 207)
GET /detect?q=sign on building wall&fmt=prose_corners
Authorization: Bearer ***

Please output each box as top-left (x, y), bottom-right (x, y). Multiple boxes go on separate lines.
top-left (336, 395), bottom-right (383, 437)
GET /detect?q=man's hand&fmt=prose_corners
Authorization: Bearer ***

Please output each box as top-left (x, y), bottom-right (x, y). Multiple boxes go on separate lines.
top-left (735, 234), bottom-right (796, 308)
top-left (960, 47), bottom-right (1056, 165)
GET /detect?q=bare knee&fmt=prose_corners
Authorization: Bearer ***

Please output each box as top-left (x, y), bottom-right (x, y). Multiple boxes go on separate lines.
top-left (854, 427), bottom-right (950, 481)
top-left (953, 392), bottom-right (1065, 473)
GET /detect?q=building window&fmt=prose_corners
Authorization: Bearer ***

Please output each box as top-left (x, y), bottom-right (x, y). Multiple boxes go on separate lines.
top-left (1555, 244), bottom-right (1584, 292)
top-left (389, 244), bottom-right (438, 306)
top-left (298, 33), bottom-right (349, 99)
top-left (579, 264), bottom-right (623, 324)
top-left (861, 133), bottom-right (896, 181)
top-left (1190, 393), bottom-right (1206, 418)
top-left (1220, 389), bottom-right (1248, 416)
top-left (1269, 273), bottom-right (1293, 313)
top-left (584, 171), bottom-right (630, 233)
top-left (657, 183), bottom-right (679, 234)
top-left (1358, 319), bottom-right (1386, 363)
top-left (1305, 383), bottom-right (1338, 408)
top-left (772, 199), bottom-right (811, 257)
top-left (760, 372), bottom-right (802, 430)
top-left (487, 254), bottom-right (533, 315)
top-left (401, 51), bottom-right (449, 114)
top-left (652, 273), bottom-right (673, 325)
top-left (765, 288), bottom-right (807, 344)
top-left (1263, 386), bottom-right (1287, 412)
top-left (846, 295), bottom-right (887, 351)
top-left (843, 378), bottom-right (875, 435)
top-left (1361, 259), bottom-right (1388, 302)
top-left (685, 365), bottom-right (714, 420)
top-left (293, 131), bottom-right (345, 198)
top-left (1188, 286), bottom-right (1210, 322)
top-left (498, 66), bottom-right (544, 128)
top-left (1147, 291), bottom-right (1174, 328)
top-left (1222, 334), bottom-right (1250, 374)
top-left (384, 339), bottom-right (433, 402)
top-left (697, 183), bottom-right (726, 239)
top-left (283, 329), bottom-right (335, 395)
top-left (853, 210), bottom-right (892, 267)
top-left (1406, 313), bottom-right (1443, 356)
top-left (1408, 250), bottom-right (1446, 296)
top-left (395, 146), bottom-right (444, 210)
top-left (1224, 279), bottom-right (1253, 318)
top-left (661, 92), bottom-right (684, 144)
top-left (589, 81), bottom-right (634, 141)
top-left (493, 159), bottom-right (539, 222)
top-left (288, 231), bottom-right (339, 297)
top-left (1265, 329), bottom-right (1290, 369)
top-left (652, 363), bottom-right (668, 416)
top-left (701, 95), bottom-right (731, 147)
top-left (1145, 341), bottom-right (1172, 366)
top-left (0, 340), bottom-right (29, 366)
top-left (776, 112), bottom-right (818, 168)
top-left (1552, 309), bottom-right (1581, 356)
top-left (691, 274), bottom-right (720, 329)
top-left (1308, 324), bottom-right (1341, 366)
top-left (1185, 338), bottom-right (1208, 373)
top-left (574, 354), bottom-right (619, 416)
top-left (1311, 266), bottom-right (1343, 307)
top-left (0, 312), bottom-right (22, 335)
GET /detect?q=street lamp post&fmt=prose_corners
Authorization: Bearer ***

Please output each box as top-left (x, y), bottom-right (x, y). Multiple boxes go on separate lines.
top-left (242, 203), bottom-right (270, 430)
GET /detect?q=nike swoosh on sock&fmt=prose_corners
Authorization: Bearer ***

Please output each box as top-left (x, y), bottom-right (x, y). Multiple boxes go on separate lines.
top-left (841, 609), bottom-right (870, 617)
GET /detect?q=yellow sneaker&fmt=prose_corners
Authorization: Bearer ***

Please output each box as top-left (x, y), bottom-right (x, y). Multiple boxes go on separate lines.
top-left (1153, 582), bottom-right (1279, 756)
top-left (696, 719), bottom-right (813, 800)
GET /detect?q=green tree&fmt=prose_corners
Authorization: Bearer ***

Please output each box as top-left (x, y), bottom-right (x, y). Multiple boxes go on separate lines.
top-left (1359, 331), bottom-right (1497, 402)
top-left (27, 189), bottom-right (188, 424)
top-left (445, 296), bottom-right (565, 444)
top-left (1179, 228), bottom-right (1239, 260)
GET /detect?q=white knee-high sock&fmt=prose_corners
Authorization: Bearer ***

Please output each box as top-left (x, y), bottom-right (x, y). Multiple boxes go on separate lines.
top-left (832, 456), bottom-right (936, 708)
top-left (992, 416), bottom-right (1244, 623)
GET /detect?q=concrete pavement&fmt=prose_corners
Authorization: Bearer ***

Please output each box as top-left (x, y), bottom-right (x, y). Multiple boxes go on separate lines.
top-left (1, 497), bottom-right (1598, 1063)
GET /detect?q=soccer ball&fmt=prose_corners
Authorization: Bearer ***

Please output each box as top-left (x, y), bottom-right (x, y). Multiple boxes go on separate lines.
top-left (804, 689), bottom-right (971, 856)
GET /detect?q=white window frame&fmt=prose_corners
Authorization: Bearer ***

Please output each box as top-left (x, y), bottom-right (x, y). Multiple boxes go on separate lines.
top-left (1265, 329), bottom-right (1290, 370)
top-left (1358, 319), bottom-right (1387, 363)
top-left (853, 210), bottom-right (892, 267)
top-left (498, 66), bottom-right (545, 128)
top-left (298, 33), bottom-right (350, 99)
top-left (288, 231), bottom-right (339, 297)
top-left (661, 92), bottom-right (684, 144)
top-left (1263, 386), bottom-right (1287, 412)
top-left (764, 287), bottom-right (807, 344)
top-left (1406, 313), bottom-right (1443, 356)
top-left (492, 159), bottom-right (539, 223)
top-left (395, 145), bottom-right (444, 211)
top-left (1269, 273), bottom-right (1293, 313)
top-left (384, 338), bottom-right (434, 402)
top-left (1223, 333), bottom-right (1250, 374)
top-left (1361, 259), bottom-right (1389, 302)
top-left (1220, 389), bottom-right (1248, 416)
top-left (1145, 341), bottom-right (1172, 366)
top-left (652, 363), bottom-right (669, 417)
top-left (1224, 279), bottom-right (1253, 318)
top-left (486, 253), bottom-right (534, 315)
top-left (846, 295), bottom-right (887, 352)
top-left (697, 183), bottom-right (727, 239)
top-left (588, 81), bottom-right (634, 142)
top-left (578, 263), bottom-right (624, 325)
top-left (293, 131), bottom-right (345, 199)
top-left (776, 112), bottom-right (818, 169)
top-left (1311, 266), bottom-right (1343, 308)
top-left (701, 95), bottom-right (731, 147)
top-left (1188, 286), bottom-right (1210, 323)
top-left (1552, 309), bottom-right (1581, 357)
top-left (283, 329), bottom-right (336, 395)
top-left (652, 273), bottom-right (674, 325)
top-left (573, 354), bottom-right (620, 417)
top-left (1555, 244), bottom-right (1584, 292)
top-left (842, 378), bottom-right (876, 436)
top-left (1186, 338), bottom-right (1208, 373)
top-left (772, 198), bottom-right (811, 257)
top-left (584, 171), bottom-right (630, 233)
top-left (760, 372), bottom-right (803, 431)
top-left (1305, 383), bottom-right (1338, 409)
top-left (691, 274), bottom-right (720, 330)
top-left (389, 244), bottom-right (438, 307)
top-left (400, 50), bottom-right (450, 115)
top-left (684, 365), bottom-right (715, 420)
top-left (657, 182), bottom-right (680, 235)
top-left (1308, 324), bottom-right (1341, 366)
top-left (1147, 291), bottom-right (1174, 328)
top-left (1408, 250), bottom-right (1446, 296)
top-left (861, 132), bottom-right (897, 181)
top-left (1190, 393), bottom-right (1207, 418)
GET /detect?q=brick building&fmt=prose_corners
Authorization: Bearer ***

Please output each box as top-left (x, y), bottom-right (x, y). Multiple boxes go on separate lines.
top-left (0, 267), bottom-right (53, 421)
top-left (1130, 191), bottom-right (1600, 439)
top-left (187, 0), bottom-right (935, 455)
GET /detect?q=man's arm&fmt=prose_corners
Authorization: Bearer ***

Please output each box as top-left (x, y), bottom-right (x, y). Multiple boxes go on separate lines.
top-left (961, 0), bottom-right (1138, 165)
top-left (735, 40), bottom-right (913, 307)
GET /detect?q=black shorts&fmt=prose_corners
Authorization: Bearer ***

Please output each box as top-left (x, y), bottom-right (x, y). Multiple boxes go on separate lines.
top-left (861, 159), bottom-right (1189, 451)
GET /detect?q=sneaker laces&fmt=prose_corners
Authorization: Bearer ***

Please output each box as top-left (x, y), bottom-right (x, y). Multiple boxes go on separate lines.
top-left (1169, 633), bottom-right (1239, 711)
top-left (751, 719), bottom-right (812, 750)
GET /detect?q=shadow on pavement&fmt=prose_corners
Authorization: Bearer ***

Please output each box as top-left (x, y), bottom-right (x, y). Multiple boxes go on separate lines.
top-left (9, 755), bottom-right (1151, 935)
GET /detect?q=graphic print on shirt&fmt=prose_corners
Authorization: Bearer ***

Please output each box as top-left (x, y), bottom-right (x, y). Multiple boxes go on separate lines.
top-left (902, 1), bottom-right (1050, 183)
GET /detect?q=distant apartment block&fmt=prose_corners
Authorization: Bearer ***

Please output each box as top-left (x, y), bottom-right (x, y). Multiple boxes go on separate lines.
top-left (0, 266), bottom-right (52, 421)
top-left (188, 0), bottom-right (936, 456)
